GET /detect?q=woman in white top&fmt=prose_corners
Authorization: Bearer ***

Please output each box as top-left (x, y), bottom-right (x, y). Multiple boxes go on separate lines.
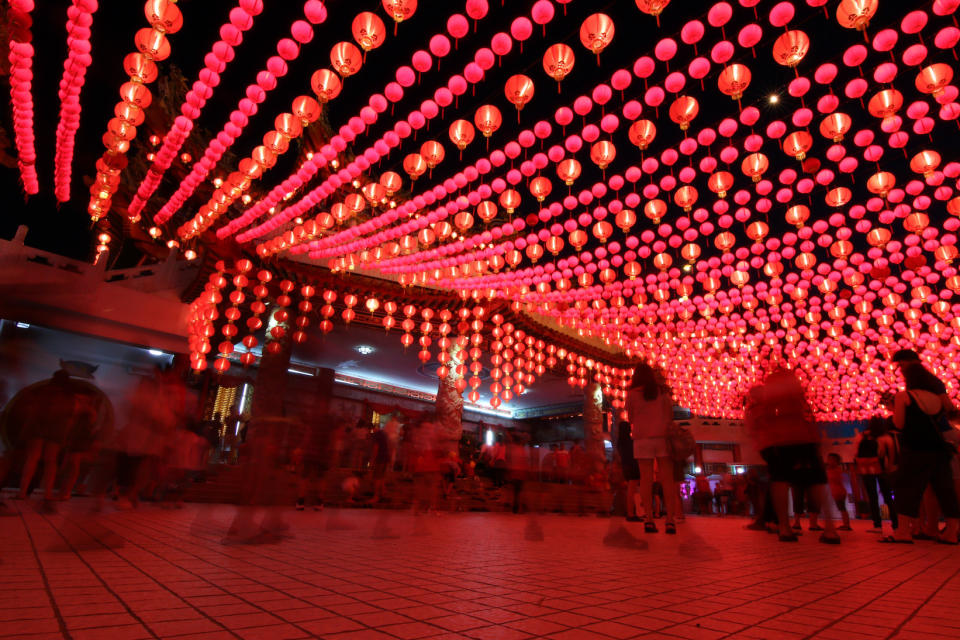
top-left (625, 363), bottom-right (677, 534)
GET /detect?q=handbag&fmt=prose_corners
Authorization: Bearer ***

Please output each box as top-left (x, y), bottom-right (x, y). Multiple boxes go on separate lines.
top-left (666, 421), bottom-right (696, 461)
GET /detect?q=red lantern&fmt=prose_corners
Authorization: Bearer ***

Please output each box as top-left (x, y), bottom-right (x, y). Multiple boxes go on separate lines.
top-left (474, 104), bottom-right (503, 138)
top-left (557, 158), bottom-right (582, 185)
top-left (403, 153), bottom-right (427, 180)
top-left (352, 12), bottom-right (386, 53)
top-left (836, 0), bottom-right (878, 32)
top-left (668, 96), bottom-right (699, 131)
top-left (635, 0), bottom-right (671, 26)
top-left (782, 131), bottom-right (813, 161)
top-left (330, 42), bottom-right (362, 78)
top-left (708, 171), bottom-right (734, 198)
top-left (448, 120), bottom-right (475, 152)
top-left (311, 68), bottom-right (342, 102)
top-left (477, 200), bottom-right (498, 222)
top-left (772, 31), bottom-right (811, 67)
top-left (504, 74), bottom-right (535, 116)
top-left (580, 13), bottom-right (615, 58)
top-left (741, 152), bottom-right (769, 182)
top-left (420, 141), bottom-right (444, 170)
top-left (717, 64), bottom-right (751, 101)
top-left (628, 119), bottom-right (657, 150)
top-left (379, 171), bottom-right (402, 195)
top-left (382, 0), bottom-right (417, 27)
top-left (644, 198), bottom-right (667, 223)
top-left (530, 176), bottom-right (552, 202)
top-left (543, 43), bottom-right (575, 91)
top-left (916, 63), bottom-right (954, 99)
top-left (590, 140), bottom-right (616, 170)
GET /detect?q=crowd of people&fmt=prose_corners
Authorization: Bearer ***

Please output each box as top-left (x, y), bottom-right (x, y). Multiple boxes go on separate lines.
top-left (3, 346), bottom-right (960, 549)
top-left (0, 362), bottom-right (210, 514)
top-left (736, 348), bottom-right (960, 546)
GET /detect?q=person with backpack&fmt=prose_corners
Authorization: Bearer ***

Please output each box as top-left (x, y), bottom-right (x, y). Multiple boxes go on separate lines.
top-left (855, 416), bottom-right (898, 533)
top-left (625, 363), bottom-right (678, 534)
top-left (881, 351), bottom-right (960, 544)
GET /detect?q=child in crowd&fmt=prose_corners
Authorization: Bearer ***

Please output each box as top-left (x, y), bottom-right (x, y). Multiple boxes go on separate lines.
top-left (826, 453), bottom-right (852, 531)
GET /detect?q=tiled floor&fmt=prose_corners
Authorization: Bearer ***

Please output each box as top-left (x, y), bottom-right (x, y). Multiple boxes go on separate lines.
top-left (2, 500), bottom-right (960, 640)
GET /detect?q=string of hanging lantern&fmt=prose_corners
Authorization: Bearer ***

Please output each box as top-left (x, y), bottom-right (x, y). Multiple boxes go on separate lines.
top-left (125, 0), bottom-right (262, 220)
top-left (88, 0), bottom-right (184, 222)
top-left (152, 0), bottom-right (327, 226)
top-left (53, 0), bottom-right (99, 203)
top-left (7, 0), bottom-right (39, 195)
top-left (221, 2), bottom-right (507, 242)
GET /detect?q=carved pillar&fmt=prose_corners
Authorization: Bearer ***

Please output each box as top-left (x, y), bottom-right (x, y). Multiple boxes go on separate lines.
top-left (583, 381), bottom-right (605, 470)
top-left (435, 343), bottom-right (464, 449)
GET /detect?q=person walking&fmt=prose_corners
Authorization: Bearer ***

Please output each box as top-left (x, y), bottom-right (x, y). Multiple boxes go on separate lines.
top-left (825, 453), bottom-right (852, 531)
top-left (856, 416), bottom-right (899, 533)
top-left (745, 366), bottom-right (840, 544)
top-left (881, 351), bottom-right (960, 543)
top-left (615, 421), bottom-right (641, 522)
top-left (15, 370), bottom-right (85, 510)
top-left (626, 363), bottom-right (678, 534)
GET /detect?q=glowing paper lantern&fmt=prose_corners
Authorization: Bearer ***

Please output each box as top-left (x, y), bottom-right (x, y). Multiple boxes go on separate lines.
top-left (580, 13), bottom-right (614, 60)
top-left (543, 43), bottom-right (575, 91)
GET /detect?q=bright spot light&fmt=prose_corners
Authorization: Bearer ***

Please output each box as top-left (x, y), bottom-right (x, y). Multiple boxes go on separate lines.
top-left (148, 349), bottom-right (165, 356)
top-left (484, 429), bottom-right (495, 446)
top-left (694, 466), bottom-right (703, 474)
top-left (356, 345), bottom-right (376, 355)
top-left (769, 94), bottom-right (779, 104)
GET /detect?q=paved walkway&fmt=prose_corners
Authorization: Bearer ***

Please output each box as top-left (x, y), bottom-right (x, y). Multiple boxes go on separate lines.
top-left (1, 499), bottom-right (959, 639)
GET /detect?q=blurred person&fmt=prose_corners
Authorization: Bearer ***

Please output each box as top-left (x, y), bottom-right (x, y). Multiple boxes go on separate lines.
top-left (440, 449), bottom-right (461, 504)
top-left (410, 418), bottom-right (442, 517)
top-left (116, 371), bottom-right (176, 507)
top-left (603, 423), bottom-right (647, 549)
top-left (399, 419), bottom-right (417, 474)
top-left (626, 363), bottom-right (678, 534)
top-left (505, 431), bottom-right (530, 515)
top-left (295, 418), bottom-right (332, 511)
top-left (856, 416), bottom-right (899, 533)
top-left (330, 415), bottom-right (349, 468)
top-left (693, 471), bottom-right (712, 515)
top-left (350, 418), bottom-right (370, 469)
top-left (15, 370), bottom-right (83, 509)
top-left (223, 415), bottom-right (299, 544)
top-left (502, 432), bottom-right (546, 541)
top-left (368, 423), bottom-right (391, 504)
top-left (383, 414), bottom-right (402, 471)
top-left (554, 442), bottom-right (570, 482)
top-left (717, 472), bottom-right (735, 516)
top-left (569, 439), bottom-right (588, 484)
top-left (825, 453), bottom-right (852, 531)
top-left (58, 389), bottom-right (115, 501)
top-left (160, 426), bottom-right (208, 507)
top-left (481, 433), bottom-right (507, 488)
top-left (744, 467), bottom-right (769, 530)
top-left (541, 444), bottom-right (558, 482)
top-left (790, 485), bottom-right (821, 531)
top-left (881, 353), bottom-right (960, 544)
top-left (201, 412), bottom-right (222, 457)
top-left (745, 366), bottom-right (840, 544)
top-left (615, 422), bottom-right (641, 522)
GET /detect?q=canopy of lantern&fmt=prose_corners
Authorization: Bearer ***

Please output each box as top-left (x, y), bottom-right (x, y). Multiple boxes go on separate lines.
top-left (4, 0), bottom-right (960, 420)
